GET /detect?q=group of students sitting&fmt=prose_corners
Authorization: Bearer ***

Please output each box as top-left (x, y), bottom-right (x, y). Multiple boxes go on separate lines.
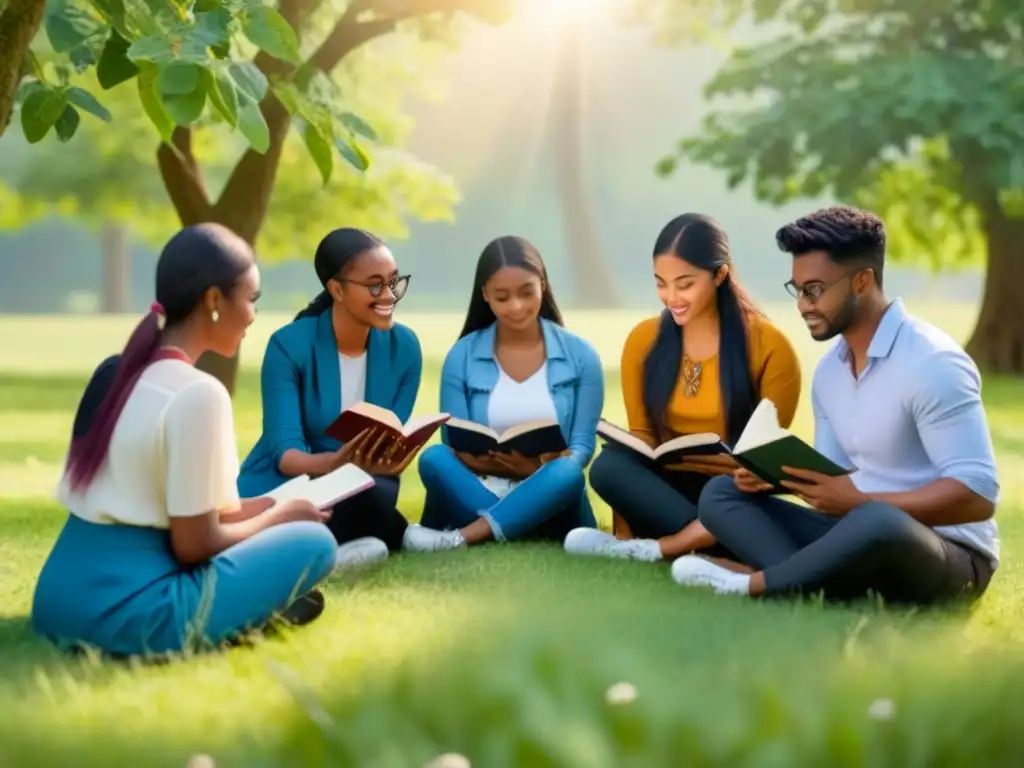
top-left (28, 205), bottom-right (1001, 659)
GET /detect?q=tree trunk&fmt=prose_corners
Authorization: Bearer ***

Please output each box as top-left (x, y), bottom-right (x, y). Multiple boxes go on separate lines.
top-left (964, 203), bottom-right (1024, 374)
top-left (101, 222), bottom-right (129, 313)
top-left (0, 0), bottom-right (45, 136)
top-left (549, 18), bottom-right (618, 308)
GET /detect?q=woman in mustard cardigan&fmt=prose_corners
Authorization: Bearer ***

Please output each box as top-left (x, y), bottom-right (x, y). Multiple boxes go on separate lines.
top-left (564, 213), bottom-right (802, 564)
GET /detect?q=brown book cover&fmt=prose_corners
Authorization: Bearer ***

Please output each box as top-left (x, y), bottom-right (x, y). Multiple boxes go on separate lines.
top-left (326, 402), bottom-right (450, 454)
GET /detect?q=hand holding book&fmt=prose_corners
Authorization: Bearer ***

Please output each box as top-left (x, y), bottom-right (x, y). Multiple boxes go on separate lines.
top-left (333, 427), bottom-right (421, 478)
top-left (777, 465), bottom-right (867, 515)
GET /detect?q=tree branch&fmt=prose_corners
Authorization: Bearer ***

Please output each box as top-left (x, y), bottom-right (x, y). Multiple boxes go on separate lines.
top-left (157, 127), bottom-right (214, 225)
top-left (309, 0), bottom-right (461, 74)
top-left (0, 0), bottom-right (45, 137)
top-left (211, 96), bottom-right (292, 243)
top-left (212, 0), bottom-right (465, 244)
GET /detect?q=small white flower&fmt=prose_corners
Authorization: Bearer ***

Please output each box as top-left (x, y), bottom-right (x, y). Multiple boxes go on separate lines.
top-left (868, 698), bottom-right (895, 720)
top-left (424, 753), bottom-right (471, 768)
top-left (186, 756), bottom-right (216, 768)
top-left (605, 681), bottom-right (638, 706)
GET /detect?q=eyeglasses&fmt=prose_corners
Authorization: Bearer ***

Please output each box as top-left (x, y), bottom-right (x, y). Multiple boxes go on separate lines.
top-left (338, 274), bottom-right (411, 300)
top-left (783, 269), bottom-right (868, 303)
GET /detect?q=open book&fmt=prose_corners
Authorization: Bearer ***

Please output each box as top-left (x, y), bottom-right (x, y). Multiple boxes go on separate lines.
top-left (596, 421), bottom-right (728, 465)
top-left (445, 417), bottom-right (568, 457)
top-left (265, 464), bottom-right (376, 510)
top-left (326, 401), bottom-right (449, 452)
top-left (728, 398), bottom-right (852, 487)
top-left (597, 399), bottom-right (852, 487)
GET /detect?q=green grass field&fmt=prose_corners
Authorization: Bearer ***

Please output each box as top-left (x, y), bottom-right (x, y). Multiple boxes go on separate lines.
top-left (2, 304), bottom-right (1024, 767)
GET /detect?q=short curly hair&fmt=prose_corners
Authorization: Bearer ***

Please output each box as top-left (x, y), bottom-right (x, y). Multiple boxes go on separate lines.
top-left (775, 206), bottom-right (886, 288)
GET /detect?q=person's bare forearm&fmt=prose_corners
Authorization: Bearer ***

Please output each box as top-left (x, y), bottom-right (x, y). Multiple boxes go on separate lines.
top-left (220, 498), bottom-right (270, 523)
top-left (172, 515), bottom-right (280, 566)
top-left (280, 448), bottom-right (335, 478)
top-left (866, 478), bottom-right (995, 526)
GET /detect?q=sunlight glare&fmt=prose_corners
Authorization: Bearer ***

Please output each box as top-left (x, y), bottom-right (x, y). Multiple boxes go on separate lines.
top-left (531, 0), bottom-right (601, 19)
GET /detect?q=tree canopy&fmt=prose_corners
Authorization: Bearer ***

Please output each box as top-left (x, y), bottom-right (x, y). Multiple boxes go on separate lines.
top-left (655, 0), bottom-right (1024, 371)
top-left (1, 0), bottom-right (510, 390)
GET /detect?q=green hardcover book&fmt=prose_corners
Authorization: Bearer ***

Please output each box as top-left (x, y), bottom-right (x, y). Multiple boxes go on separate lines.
top-left (730, 399), bottom-right (853, 487)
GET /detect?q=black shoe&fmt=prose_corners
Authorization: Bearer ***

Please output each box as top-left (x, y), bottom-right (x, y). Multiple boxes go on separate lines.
top-left (279, 589), bottom-right (326, 627)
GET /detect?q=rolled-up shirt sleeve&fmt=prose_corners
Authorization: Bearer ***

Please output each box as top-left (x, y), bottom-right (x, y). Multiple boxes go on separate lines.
top-left (909, 351), bottom-right (1000, 504)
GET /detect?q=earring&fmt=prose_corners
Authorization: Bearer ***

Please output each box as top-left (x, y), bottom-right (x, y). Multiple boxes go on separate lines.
top-left (211, 310), bottom-right (219, 322)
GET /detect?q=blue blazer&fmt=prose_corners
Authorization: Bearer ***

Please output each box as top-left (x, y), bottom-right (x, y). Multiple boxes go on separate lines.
top-left (237, 310), bottom-right (422, 497)
top-left (439, 318), bottom-right (605, 467)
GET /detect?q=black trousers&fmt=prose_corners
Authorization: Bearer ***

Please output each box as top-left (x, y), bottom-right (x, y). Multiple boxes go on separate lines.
top-left (326, 475), bottom-right (409, 553)
top-left (698, 475), bottom-right (995, 604)
top-left (589, 446), bottom-right (713, 539)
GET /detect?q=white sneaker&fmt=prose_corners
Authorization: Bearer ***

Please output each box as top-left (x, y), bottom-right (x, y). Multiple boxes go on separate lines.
top-left (670, 555), bottom-right (750, 595)
top-left (334, 537), bottom-right (389, 572)
top-left (402, 524), bottom-right (466, 552)
top-left (563, 527), bottom-right (663, 562)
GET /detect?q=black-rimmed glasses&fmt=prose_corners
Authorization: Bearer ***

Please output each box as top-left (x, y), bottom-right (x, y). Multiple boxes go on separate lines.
top-left (338, 274), bottom-right (411, 300)
top-left (784, 268), bottom-right (868, 303)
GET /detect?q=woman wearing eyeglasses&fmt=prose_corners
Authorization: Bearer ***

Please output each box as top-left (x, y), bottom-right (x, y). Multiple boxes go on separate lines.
top-left (238, 228), bottom-right (459, 569)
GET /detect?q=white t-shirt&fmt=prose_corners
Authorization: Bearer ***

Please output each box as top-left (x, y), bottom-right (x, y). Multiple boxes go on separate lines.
top-left (57, 360), bottom-right (240, 528)
top-left (487, 363), bottom-right (558, 435)
top-left (339, 352), bottom-right (367, 411)
top-left (479, 363), bottom-right (559, 498)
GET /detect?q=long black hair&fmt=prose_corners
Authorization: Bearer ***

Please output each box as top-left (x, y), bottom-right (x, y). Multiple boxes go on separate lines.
top-left (457, 236), bottom-right (565, 339)
top-left (295, 227), bottom-right (383, 320)
top-left (643, 213), bottom-right (761, 447)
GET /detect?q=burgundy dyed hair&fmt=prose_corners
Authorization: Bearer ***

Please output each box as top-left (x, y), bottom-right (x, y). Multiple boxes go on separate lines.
top-left (64, 223), bottom-right (253, 491)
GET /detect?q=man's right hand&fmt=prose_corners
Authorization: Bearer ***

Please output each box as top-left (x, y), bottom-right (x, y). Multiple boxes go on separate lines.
top-left (733, 467), bottom-right (774, 494)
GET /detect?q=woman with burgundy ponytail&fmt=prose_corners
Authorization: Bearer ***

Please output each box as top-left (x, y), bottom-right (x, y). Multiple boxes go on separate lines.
top-left (31, 223), bottom-right (338, 659)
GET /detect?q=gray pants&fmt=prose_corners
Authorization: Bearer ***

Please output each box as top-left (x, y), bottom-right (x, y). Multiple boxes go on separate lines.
top-left (698, 475), bottom-right (994, 605)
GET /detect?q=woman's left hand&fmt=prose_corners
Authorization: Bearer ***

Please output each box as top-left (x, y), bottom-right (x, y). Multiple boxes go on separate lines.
top-left (489, 450), bottom-right (542, 479)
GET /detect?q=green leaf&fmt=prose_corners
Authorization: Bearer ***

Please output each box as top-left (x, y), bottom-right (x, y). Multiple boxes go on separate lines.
top-left (242, 6), bottom-right (301, 64)
top-left (127, 35), bottom-right (178, 64)
top-left (302, 122), bottom-right (334, 185)
top-left (205, 69), bottom-right (238, 127)
top-left (338, 112), bottom-right (377, 142)
top-left (336, 136), bottom-right (370, 172)
top-left (97, 30), bottom-right (139, 89)
top-left (193, 7), bottom-right (233, 47)
top-left (45, 2), bottom-right (105, 54)
top-left (16, 80), bottom-right (47, 104)
top-left (54, 105), bottom-right (81, 142)
top-left (69, 40), bottom-right (100, 73)
top-left (137, 62), bottom-right (175, 142)
top-left (163, 80), bottom-right (208, 126)
top-left (194, 0), bottom-right (223, 11)
top-left (90, 0), bottom-right (131, 40)
top-left (67, 87), bottom-right (112, 121)
top-left (20, 88), bottom-right (71, 143)
top-left (237, 96), bottom-right (270, 153)
top-left (159, 62), bottom-right (201, 96)
top-left (272, 81), bottom-right (301, 114)
top-left (228, 62), bottom-right (268, 103)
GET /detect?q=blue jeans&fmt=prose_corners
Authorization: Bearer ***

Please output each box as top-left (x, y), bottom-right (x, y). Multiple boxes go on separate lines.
top-left (417, 445), bottom-right (592, 541)
top-left (32, 514), bottom-right (337, 657)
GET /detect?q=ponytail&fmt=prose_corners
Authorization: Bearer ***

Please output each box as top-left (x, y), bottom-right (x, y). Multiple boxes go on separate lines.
top-left (64, 311), bottom-right (163, 492)
top-left (294, 290), bottom-right (332, 321)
